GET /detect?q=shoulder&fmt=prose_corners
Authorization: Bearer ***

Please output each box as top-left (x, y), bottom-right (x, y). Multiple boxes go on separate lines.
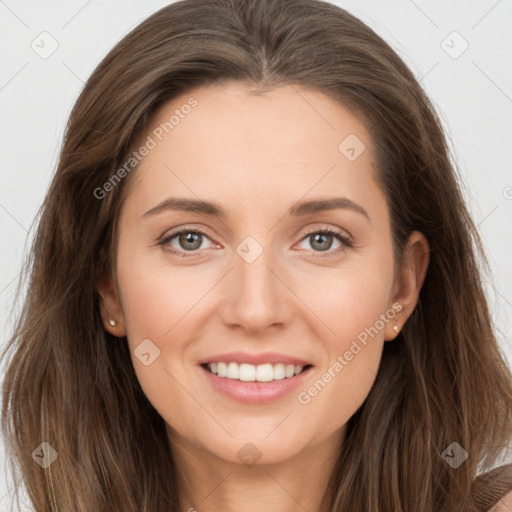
top-left (471, 463), bottom-right (512, 512)
top-left (489, 489), bottom-right (512, 512)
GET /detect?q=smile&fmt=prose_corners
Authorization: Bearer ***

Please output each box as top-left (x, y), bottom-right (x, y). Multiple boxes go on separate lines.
top-left (199, 355), bottom-right (314, 404)
top-left (203, 362), bottom-right (311, 382)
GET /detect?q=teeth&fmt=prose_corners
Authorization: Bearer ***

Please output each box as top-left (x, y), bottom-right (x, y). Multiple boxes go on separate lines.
top-left (217, 362), bottom-right (227, 377)
top-left (207, 362), bottom-right (306, 381)
top-left (226, 362), bottom-right (239, 379)
top-left (240, 363), bottom-right (255, 382)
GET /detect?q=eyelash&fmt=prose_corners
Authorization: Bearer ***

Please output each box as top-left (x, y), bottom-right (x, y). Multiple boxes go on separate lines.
top-left (157, 226), bottom-right (354, 259)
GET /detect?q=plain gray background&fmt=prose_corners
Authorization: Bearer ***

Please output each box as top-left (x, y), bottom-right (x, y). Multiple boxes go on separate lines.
top-left (1, 0), bottom-right (511, 509)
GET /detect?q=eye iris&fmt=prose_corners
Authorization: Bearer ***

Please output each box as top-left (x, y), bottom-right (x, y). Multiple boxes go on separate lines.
top-left (179, 232), bottom-right (202, 250)
top-left (310, 233), bottom-right (332, 251)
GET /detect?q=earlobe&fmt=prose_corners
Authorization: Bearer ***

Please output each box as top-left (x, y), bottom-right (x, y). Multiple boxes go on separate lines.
top-left (385, 317), bottom-right (402, 342)
top-left (97, 274), bottom-right (126, 337)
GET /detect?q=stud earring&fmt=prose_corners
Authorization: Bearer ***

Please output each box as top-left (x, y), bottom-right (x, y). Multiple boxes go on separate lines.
top-left (393, 325), bottom-right (400, 334)
top-left (109, 319), bottom-right (116, 327)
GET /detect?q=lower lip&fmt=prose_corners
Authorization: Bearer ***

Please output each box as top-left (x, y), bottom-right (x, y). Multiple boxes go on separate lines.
top-left (200, 365), bottom-right (313, 404)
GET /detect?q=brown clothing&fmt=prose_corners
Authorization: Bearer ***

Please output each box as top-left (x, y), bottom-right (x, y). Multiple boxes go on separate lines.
top-left (470, 463), bottom-right (512, 511)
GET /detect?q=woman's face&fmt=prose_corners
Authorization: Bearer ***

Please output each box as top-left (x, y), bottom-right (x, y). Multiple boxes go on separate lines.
top-left (100, 82), bottom-right (426, 467)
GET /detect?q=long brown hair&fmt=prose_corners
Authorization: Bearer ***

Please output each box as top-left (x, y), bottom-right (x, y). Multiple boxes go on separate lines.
top-left (2, 0), bottom-right (512, 510)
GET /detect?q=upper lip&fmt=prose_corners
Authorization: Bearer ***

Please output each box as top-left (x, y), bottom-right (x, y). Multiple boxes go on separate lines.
top-left (198, 351), bottom-right (312, 367)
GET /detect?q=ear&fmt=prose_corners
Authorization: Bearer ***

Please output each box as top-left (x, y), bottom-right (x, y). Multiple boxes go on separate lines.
top-left (385, 230), bottom-right (430, 341)
top-left (97, 273), bottom-right (127, 337)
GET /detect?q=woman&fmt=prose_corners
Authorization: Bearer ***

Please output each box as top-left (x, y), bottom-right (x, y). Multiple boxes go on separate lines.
top-left (2, 0), bottom-right (512, 510)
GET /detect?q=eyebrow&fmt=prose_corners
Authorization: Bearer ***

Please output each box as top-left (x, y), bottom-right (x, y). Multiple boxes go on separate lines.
top-left (142, 197), bottom-right (370, 221)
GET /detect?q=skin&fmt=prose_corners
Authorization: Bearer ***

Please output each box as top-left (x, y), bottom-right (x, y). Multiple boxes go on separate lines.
top-left (98, 82), bottom-right (429, 512)
top-left (492, 493), bottom-right (512, 512)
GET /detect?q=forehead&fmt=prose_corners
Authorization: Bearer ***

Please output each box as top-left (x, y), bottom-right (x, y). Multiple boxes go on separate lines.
top-left (121, 82), bottom-right (382, 219)
top-left (146, 82), bottom-right (372, 163)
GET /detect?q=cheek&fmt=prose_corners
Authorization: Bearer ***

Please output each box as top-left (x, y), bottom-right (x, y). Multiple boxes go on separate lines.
top-left (294, 253), bottom-right (394, 428)
top-left (114, 241), bottom-right (198, 405)
top-left (299, 355), bottom-right (382, 438)
top-left (304, 250), bottom-right (395, 344)
top-left (115, 251), bottom-right (204, 425)
top-left (296, 288), bottom-right (389, 437)
top-left (116, 240), bottom-right (200, 343)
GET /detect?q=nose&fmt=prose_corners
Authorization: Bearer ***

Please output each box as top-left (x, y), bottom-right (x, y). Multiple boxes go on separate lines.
top-left (219, 240), bottom-right (293, 334)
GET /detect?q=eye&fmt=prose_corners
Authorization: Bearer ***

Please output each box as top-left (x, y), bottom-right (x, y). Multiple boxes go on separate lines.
top-left (295, 227), bottom-right (353, 257)
top-left (158, 227), bottom-right (215, 258)
top-left (158, 225), bottom-right (354, 259)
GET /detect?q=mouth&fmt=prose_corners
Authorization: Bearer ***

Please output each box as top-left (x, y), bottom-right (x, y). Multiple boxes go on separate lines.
top-left (201, 362), bottom-right (314, 382)
top-left (200, 361), bottom-right (314, 404)
top-left (197, 351), bottom-right (314, 404)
